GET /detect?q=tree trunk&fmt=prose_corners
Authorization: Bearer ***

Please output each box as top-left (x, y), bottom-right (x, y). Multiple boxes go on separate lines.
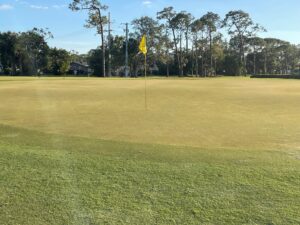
top-left (239, 36), bottom-right (246, 76)
top-left (214, 58), bottom-right (217, 75)
top-left (185, 31), bottom-right (189, 52)
top-left (285, 56), bottom-right (288, 74)
top-left (179, 33), bottom-right (183, 76)
top-left (97, 8), bottom-right (106, 77)
top-left (264, 52), bottom-right (267, 74)
top-left (101, 32), bottom-right (106, 77)
top-left (253, 46), bottom-right (256, 75)
top-left (195, 44), bottom-right (199, 77)
top-left (209, 32), bottom-right (213, 76)
top-left (170, 25), bottom-right (180, 76)
top-left (185, 31), bottom-right (189, 76)
top-left (19, 54), bottom-right (24, 75)
top-left (166, 63), bottom-right (169, 77)
top-left (191, 43), bottom-right (194, 76)
top-left (11, 56), bottom-right (16, 76)
top-left (201, 52), bottom-right (204, 77)
top-left (195, 54), bottom-right (199, 77)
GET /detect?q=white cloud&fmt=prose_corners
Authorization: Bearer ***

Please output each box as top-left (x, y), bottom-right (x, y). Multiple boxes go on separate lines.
top-left (0, 4), bottom-right (13, 10)
top-left (30, 5), bottom-right (49, 10)
top-left (142, 0), bottom-right (152, 7)
top-left (15, 0), bottom-right (29, 5)
top-left (52, 4), bottom-right (67, 9)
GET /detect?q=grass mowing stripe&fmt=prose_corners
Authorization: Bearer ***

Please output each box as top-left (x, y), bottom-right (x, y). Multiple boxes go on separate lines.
top-left (0, 124), bottom-right (299, 224)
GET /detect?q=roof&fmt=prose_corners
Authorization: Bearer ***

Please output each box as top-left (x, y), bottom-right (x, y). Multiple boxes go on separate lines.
top-left (70, 62), bottom-right (90, 68)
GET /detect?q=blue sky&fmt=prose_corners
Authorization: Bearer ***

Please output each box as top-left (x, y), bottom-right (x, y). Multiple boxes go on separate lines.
top-left (1, 0), bottom-right (300, 53)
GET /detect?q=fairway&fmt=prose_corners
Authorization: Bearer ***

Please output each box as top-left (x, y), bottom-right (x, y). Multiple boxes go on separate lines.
top-left (0, 77), bottom-right (300, 224)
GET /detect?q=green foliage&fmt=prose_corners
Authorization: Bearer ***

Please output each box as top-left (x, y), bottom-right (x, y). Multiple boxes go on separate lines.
top-left (1, 7), bottom-right (300, 77)
top-left (0, 28), bottom-right (53, 76)
top-left (223, 54), bottom-right (241, 75)
top-left (87, 48), bottom-right (103, 76)
top-left (48, 48), bottom-right (71, 75)
top-left (18, 28), bottom-right (51, 75)
top-left (222, 10), bottom-right (265, 75)
top-left (0, 32), bottom-right (18, 75)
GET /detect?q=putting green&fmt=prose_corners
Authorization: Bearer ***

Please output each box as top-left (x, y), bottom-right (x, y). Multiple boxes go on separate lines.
top-left (0, 77), bottom-right (300, 150)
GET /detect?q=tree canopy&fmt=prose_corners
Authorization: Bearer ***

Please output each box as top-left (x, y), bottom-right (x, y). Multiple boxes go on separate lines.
top-left (1, 4), bottom-right (299, 77)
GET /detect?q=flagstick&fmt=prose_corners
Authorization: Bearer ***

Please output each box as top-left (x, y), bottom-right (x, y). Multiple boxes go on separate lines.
top-left (144, 53), bottom-right (148, 110)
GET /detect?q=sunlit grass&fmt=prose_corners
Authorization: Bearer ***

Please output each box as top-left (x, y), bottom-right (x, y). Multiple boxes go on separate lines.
top-left (0, 77), bottom-right (299, 224)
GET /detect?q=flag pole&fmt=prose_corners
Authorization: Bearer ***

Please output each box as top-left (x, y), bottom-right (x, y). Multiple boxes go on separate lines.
top-left (144, 53), bottom-right (147, 110)
top-left (139, 34), bottom-right (148, 110)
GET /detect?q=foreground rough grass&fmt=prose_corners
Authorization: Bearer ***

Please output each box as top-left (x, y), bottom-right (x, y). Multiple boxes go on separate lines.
top-left (0, 77), bottom-right (300, 224)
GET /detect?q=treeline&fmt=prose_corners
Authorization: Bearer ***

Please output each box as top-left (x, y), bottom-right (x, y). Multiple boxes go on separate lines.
top-left (0, 28), bottom-right (73, 76)
top-left (1, 3), bottom-right (300, 77)
top-left (117, 8), bottom-right (300, 76)
top-left (70, 0), bottom-right (300, 77)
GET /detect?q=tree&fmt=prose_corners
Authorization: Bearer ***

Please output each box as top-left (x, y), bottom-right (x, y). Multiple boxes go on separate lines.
top-left (70, 50), bottom-right (88, 65)
top-left (87, 47), bottom-right (103, 76)
top-left (157, 7), bottom-right (179, 73)
top-left (182, 12), bottom-right (194, 75)
top-left (132, 16), bottom-right (162, 52)
top-left (0, 29), bottom-right (52, 76)
top-left (2, 8), bottom-right (300, 78)
top-left (263, 38), bottom-right (284, 74)
top-left (69, 0), bottom-right (108, 77)
top-left (191, 19), bottom-right (205, 76)
top-left (260, 38), bottom-right (299, 75)
top-left (201, 12), bottom-right (221, 76)
top-left (110, 35), bottom-right (125, 75)
top-left (132, 16), bottom-right (163, 75)
top-left (223, 10), bottom-right (264, 75)
top-left (0, 32), bottom-right (18, 75)
top-left (156, 29), bottom-right (173, 77)
top-left (49, 48), bottom-right (71, 75)
top-left (158, 8), bottom-right (195, 76)
top-left (19, 28), bottom-right (52, 75)
top-left (171, 11), bottom-right (193, 76)
top-left (246, 37), bottom-right (265, 74)
top-left (211, 34), bottom-right (225, 74)
top-left (127, 37), bottom-right (140, 77)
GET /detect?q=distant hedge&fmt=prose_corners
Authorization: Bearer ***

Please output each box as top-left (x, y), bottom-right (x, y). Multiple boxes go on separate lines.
top-left (251, 75), bottom-right (300, 79)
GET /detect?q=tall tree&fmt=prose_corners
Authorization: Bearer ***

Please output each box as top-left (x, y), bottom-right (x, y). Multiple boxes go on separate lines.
top-left (157, 7), bottom-right (182, 75)
top-left (19, 28), bottom-right (52, 75)
top-left (182, 12), bottom-right (194, 75)
top-left (200, 12), bottom-right (221, 76)
top-left (0, 32), bottom-right (18, 75)
top-left (191, 19), bottom-right (205, 76)
top-left (171, 11), bottom-right (192, 76)
top-left (110, 35), bottom-right (125, 75)
top-left (246, 37), bottom-right (265, 74)
top-left (69, 0), bottom-right (108, 77)
top-left (132, 16), bottom-right (163, 75)
top-left (223, 10), bottom-right (264, 75)
top-left (157, 28), bottom-right (173, 77)
top-left (211, 34), bottom-right (225, 75)
top-left (263, 38), bottom-right (283, 74)
top-left (132, 16), bottom-right (162, 51)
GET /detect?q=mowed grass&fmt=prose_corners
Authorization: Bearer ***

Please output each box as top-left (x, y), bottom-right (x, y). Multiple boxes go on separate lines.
top-left (0, 77), bottom-right (299, 224)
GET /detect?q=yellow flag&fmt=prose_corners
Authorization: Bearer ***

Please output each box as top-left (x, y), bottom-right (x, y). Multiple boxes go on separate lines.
top-left (139, 35), bottom-right (147, 55)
